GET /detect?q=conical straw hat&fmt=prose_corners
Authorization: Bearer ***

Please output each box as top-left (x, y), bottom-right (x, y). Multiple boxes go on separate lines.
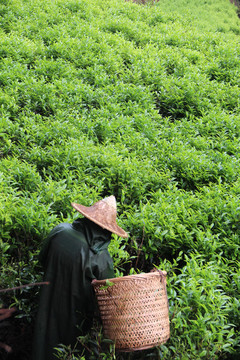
top-left (71, 196), bottom-right (128, 238)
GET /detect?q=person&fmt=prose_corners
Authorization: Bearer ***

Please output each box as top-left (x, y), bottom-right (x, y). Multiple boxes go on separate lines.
top-left (32, 195), bottom-right (128, 360)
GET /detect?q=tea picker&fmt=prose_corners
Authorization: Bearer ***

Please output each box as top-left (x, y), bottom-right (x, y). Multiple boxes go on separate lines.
top-left (32, 195), bottom-right (128, 360)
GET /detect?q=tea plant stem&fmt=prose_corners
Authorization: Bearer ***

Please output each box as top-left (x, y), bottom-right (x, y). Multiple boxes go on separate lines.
top-left (0, 282), bottom-right (50, 293)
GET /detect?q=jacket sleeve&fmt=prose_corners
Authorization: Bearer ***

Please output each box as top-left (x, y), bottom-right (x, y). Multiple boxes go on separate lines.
top-left (91, 250), bottom-right (115, 281)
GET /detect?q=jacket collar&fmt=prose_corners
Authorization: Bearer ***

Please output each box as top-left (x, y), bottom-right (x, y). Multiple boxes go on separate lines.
top-left (72, 218), bottom-right (112, 254)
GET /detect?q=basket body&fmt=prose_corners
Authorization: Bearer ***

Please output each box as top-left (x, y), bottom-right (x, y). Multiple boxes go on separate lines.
top-left (92, 271), bottom-right (170, 351)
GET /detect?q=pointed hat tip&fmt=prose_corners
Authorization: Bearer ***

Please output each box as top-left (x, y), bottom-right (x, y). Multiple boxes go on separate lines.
top-left (102, 195), bottom-right (117, 210)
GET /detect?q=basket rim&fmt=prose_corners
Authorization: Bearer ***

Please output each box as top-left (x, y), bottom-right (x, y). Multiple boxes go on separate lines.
top-left (91, 270), bottom-right (167, 286)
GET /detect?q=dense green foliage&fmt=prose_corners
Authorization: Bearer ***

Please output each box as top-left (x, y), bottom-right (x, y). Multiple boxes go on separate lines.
top-left (1, 0), bottom-right (240, 358)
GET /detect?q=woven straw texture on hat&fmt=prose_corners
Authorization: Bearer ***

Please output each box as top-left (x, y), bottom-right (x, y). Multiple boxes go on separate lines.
top-left (71, 196), bottom-right (128, 238)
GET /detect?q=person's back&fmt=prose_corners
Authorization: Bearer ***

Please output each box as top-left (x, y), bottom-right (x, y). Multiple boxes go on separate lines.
top-left (33, 218), bottom-right (115, 360)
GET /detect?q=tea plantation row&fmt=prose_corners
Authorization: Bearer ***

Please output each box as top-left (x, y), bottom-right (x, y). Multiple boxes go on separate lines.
top-left (0, 0), bottom-right (240, 358)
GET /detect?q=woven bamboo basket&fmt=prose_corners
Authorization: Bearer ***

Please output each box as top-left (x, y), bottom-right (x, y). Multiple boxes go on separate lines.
top-left (92, 271), bottom-right (170, 352)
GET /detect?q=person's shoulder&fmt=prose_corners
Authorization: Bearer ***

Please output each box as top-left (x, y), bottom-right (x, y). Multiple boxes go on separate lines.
top-left (56, 222), bottom-right (72, 230)
top-left (47, 222), bottom-right (72, 237)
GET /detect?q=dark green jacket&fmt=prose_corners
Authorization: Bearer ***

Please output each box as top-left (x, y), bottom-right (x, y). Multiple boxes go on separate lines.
top-left (32, 218), bottom-right (114, 360)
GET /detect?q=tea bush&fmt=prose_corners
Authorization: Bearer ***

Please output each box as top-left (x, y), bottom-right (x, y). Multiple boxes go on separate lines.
top-left (159, 253), bottom-right (238, 359)
top-left (1, 0), bottom-right (240, 358)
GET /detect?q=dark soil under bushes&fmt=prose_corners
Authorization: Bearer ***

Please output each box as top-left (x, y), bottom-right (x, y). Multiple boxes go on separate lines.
top-left (0, 312), bottom-right (33, 360)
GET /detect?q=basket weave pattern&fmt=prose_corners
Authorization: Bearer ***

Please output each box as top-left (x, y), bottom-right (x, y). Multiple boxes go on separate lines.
top-left (92, 271), bottom-right (170, 351)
